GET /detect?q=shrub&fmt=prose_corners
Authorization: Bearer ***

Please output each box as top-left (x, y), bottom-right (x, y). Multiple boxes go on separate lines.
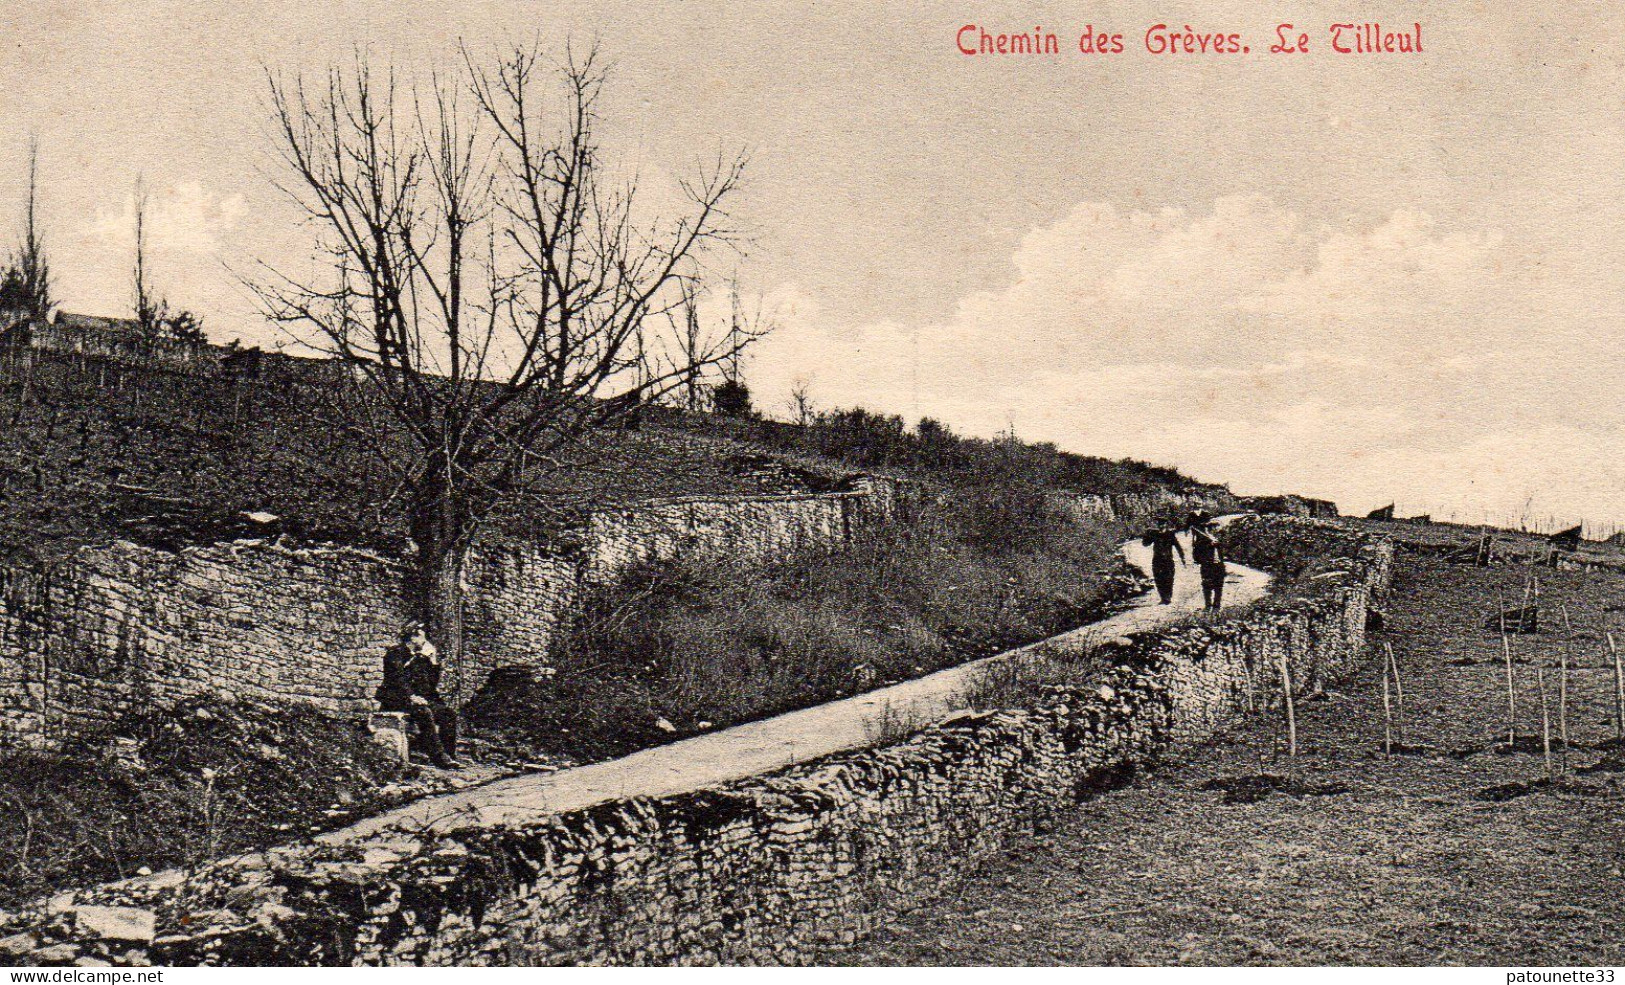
top-left (466, 486), bottom-right (1142, 763)
top-left (710, 378), bottom-right (753, 418)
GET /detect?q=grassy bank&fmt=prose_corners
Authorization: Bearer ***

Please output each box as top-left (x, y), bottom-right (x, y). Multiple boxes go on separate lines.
top-left (700, 406), bottom-right (1223, 497)
top-left (467, 485), bottom-right (1144, 763)
top-left (0, 351), bottom-right (1222, 565)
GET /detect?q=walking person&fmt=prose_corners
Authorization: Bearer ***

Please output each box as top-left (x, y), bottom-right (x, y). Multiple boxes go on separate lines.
top-left (1189, 512), bottom-right (1228, 612)
top-left (377, 621), bottom-right (461, 768)
top-left (1141, 523), bottom-right (1186, 605)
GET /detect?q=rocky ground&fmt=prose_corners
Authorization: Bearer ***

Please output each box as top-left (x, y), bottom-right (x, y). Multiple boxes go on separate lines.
top-left (0, 699), bottom-right (564, 913)
top-left (820, 552), bottom-right (1625, 966)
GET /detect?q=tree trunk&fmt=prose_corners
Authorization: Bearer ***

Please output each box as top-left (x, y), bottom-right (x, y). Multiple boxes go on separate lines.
top-left (410, 492), bottom-right (468, 705)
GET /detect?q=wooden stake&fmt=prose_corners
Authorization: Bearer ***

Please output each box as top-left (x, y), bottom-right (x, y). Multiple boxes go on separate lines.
top-left (1278, 654), bottom-right (1298, 761)
top-left (1559, 605), bottom-right (1572, 775)
top-left (1609, 631), bottom-right (1623, 745)
top-left (1384, 641), bottom-right (1405, 741)
top-left (1499, 594), bottom-right (1517, 747)
top-left (1559, 651), bottom-right (1570, 775)
top-left (1537, 665), bottom-right (1554, 782)
top-left (1381, 660), bottom-right (1394, 757)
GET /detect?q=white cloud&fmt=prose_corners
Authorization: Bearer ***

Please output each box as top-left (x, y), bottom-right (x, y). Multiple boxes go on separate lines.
top-left (62, 182), bottom-right (246, 321)
top-left (84, 181), bottom-right (246, 260)
top-left (747, 196), bottom-right (1625, 527)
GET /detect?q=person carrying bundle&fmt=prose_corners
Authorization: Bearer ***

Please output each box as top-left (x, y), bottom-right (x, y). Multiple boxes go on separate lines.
top-left (1188, 512), bottom-right (1228, 612)
top-left (1141, 524), bottom-right (1186, 605)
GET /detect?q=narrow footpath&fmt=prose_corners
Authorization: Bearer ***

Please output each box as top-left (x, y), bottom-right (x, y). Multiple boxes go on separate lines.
top-left (322, 524), bottom-right (1269, 842)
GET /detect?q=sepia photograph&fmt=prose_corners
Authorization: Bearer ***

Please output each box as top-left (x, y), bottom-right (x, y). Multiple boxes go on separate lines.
top-left (0, 0), bottom-right (1621, 973)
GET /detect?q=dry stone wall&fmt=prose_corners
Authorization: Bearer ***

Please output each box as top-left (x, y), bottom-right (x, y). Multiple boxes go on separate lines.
top-left (579, 479), bottom-right (906, 581)
top-left (0, 541), bottom-right (406, 750)
top-left (1047, 487), bottom-right (1236, 526)
top-left (0, 479), bottom-right (911, 750)
top-left (1, 517), bottom-right (1392, 967)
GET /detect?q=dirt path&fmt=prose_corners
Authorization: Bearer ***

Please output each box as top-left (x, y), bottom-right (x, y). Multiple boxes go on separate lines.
top-left (819, 554), bottom-right (1625, 966)
top-left (318, 527), bottom-right (1268, 842)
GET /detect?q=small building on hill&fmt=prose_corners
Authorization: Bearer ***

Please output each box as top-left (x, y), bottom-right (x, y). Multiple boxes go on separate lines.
top-left (1303, 497), bottom-right (1339, 518)
top-left (3, 311), bottom-right (223, 376)
top-left (1549, 525), bottom-right (1584, 551)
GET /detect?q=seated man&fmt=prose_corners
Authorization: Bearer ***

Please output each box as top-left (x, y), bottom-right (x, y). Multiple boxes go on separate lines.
top-left (376, 621), bottom-right (460, 768)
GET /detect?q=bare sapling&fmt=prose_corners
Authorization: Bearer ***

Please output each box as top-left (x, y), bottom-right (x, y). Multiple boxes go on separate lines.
top-left (1384, 640), bottom-right (1405, 741)
top-left (1500, 593), bottom-right (1517, 747)
top-left (1609, 631), bottom-right (1624, 745)
top-left (1537, 664), bottom-right (1554, 782)
top-left (1381, 660), bottom-right (1394, 757)
top-left (1278, 653), bottom-right (1298, 762)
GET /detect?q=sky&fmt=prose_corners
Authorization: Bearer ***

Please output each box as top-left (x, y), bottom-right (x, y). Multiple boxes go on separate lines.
top-left (2, 1), bottom-right (1623, 530)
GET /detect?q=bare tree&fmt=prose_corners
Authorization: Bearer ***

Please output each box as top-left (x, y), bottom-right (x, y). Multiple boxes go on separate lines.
top-left (130, 181), bottom-right (206, 347)
top-left (788, 377), bottom-right (816, 427)
top-left (1, 137), bottom-right (51, 318)
top-left (670, 279), bottom-right (707, 412)
top-left (724, 277), bottom-right (750, 385)
top-left (711, 277), bottom-right (769, 417)
top-left (662, 275), bottom-right (770, 417)
top-left (251, 43), bottom-right (760, 693)
top-left (132, 178), bottom-right (158, 335)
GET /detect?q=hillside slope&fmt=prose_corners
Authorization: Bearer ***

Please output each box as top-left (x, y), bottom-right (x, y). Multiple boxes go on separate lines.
top-left (0, 341), bottom-right (1224, 562)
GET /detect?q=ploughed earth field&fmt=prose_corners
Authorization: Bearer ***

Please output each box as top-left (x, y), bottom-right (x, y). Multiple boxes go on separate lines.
top-left (820, 551), bottom-right (1625, 966)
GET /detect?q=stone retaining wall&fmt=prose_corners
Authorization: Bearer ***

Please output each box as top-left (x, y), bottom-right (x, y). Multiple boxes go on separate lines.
top-left (0, 480), bottom-right (911, 750)
top-left (1047, 488), bottom-right (1236, 526)
top-left (579, 478), bottom-right (910, 582)
top-left (0, 541), bottom-right (406, 750)
top-left (1239, 494), bottom-right (1341, 519)
top-left (0, 517), bottom-right (1391, 966)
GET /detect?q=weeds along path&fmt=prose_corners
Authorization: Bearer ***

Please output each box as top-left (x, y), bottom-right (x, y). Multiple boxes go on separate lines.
top-left (820, 552), bottom-right (1625, 966)
top-left (312, 523), bottom-right (1268, 843)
